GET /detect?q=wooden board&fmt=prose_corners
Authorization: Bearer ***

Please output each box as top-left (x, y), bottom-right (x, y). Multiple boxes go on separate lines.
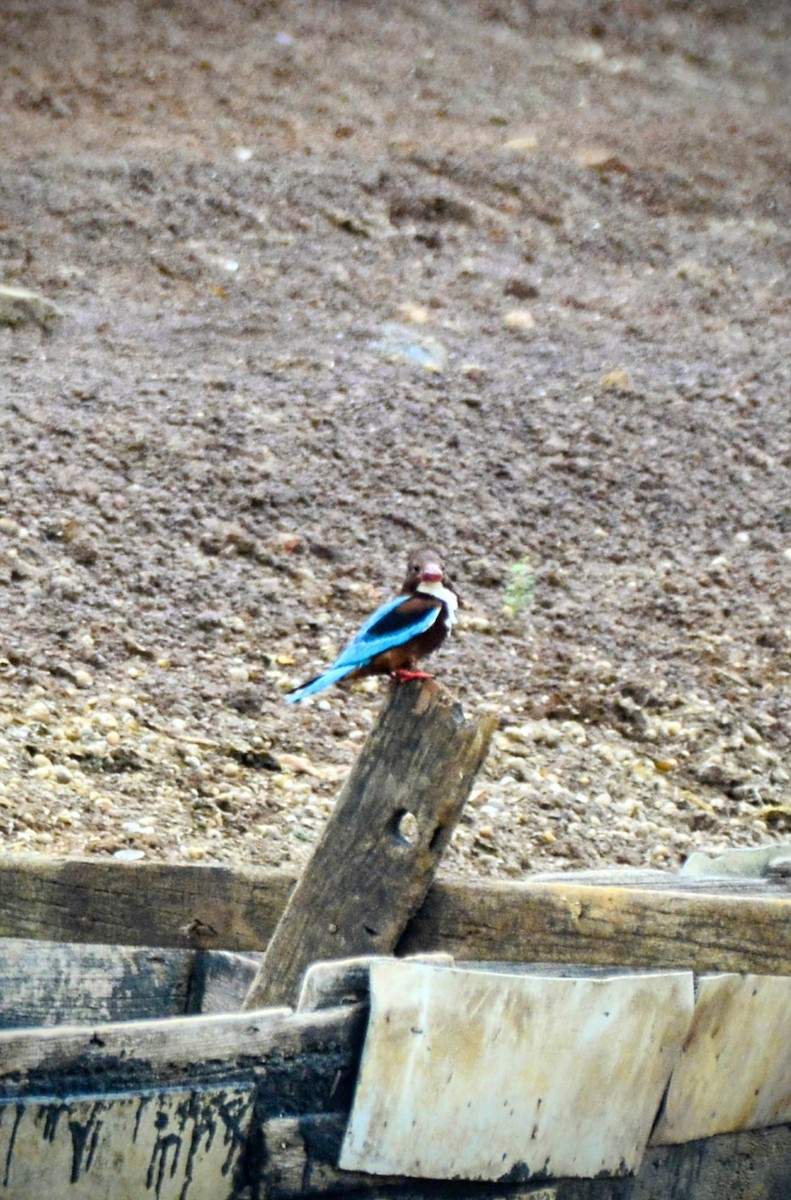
top-left (0, 942), bottom-right (271, 1027)
top-left (653, 972), bottom-right (791, 1145)
top-left (0, 938), bottom-right (193, 1028)
top-left (0, 954), bottom-right (790, 1198)
top-left (0, 856), bottom-right (293, 950)
top-left (0, 1004), bottom-right (365, 1101)
top-left (296, 953), bottom-right (453, 1013)
top-left (260, 1114), bottom-right (557, 1199)
top-left (188, 950), bottom-right (261, 1014)
top-left (401, 878), bottom-right (791, 975)
top-left (1, 859), bottom-right (791, 975)
top-left (581, 1125), bottom-right (791, 1200)
top-left (340, 960), bottom-right (693, 1180)
top-left (0, 1085), bottom-right (253, 1200)
top-left (244, 680), bottom-right (495, 1008)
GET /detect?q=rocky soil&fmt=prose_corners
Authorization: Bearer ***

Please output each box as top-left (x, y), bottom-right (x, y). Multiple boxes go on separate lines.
top-left (0, 0), bottom-right (789, 882)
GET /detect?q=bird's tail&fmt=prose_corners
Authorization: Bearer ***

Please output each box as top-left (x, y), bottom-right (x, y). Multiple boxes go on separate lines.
top-left (285, 664), bottom-right (356, 704)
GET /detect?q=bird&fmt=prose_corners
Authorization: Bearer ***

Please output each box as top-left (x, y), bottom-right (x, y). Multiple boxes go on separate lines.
top-left (285, 547), bottom-right (460, 703)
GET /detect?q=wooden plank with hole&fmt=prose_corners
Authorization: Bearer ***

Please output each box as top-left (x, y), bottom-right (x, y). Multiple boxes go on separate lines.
top-left (243, 680), bottom-right (495, 1009)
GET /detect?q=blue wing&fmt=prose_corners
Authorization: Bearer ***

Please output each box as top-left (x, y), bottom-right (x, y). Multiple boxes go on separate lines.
top-left (286, 593), bottom-right (441, 703)
top-left (333, 594), bottom-right (440, 668)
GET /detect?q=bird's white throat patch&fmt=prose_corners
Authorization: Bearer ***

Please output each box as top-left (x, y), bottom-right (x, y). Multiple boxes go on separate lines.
top-left (417, 580), bottom-right (458, 627)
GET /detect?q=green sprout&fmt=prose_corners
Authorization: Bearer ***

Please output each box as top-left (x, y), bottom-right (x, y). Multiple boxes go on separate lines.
top-left (503, 557), bottom-right (535, 618)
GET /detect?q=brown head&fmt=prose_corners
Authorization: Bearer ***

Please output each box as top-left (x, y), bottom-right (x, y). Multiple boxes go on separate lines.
top-left (401, 547), bottom-right (458, 599)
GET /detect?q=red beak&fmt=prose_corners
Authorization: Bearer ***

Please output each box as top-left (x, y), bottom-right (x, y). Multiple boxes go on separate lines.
top-left (420, 563), bottom-right (443, 583)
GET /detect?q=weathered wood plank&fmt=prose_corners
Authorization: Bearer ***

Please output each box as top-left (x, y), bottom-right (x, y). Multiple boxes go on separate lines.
top-left (0, 856), bottom-right (294, 950)
top-left (401, 879), bottom-right (791, 975)
top-left (244, 681), bottom-right (495, 1009)
top-left (261, 1114), bottom-right (404, 1197)
top-left (2, 858), bottom-right (791, 975)
top-left (559, 1125), bottom-right (791, 1200)
top-left (0, 1085), bottom-right (253, 1200)
top-left (0, 1004), bottom-right (365, 1101)
top-left (531, 867), bottom-right (791, 893)
top-left (188, 950), bottom-right (261, 1014)
top-left (260, 1114), bottom-right (557, 1199)
top-left (0, 938), bottom-right (193, 1028)
top-left (297, 954), bottom-right (453, 1013)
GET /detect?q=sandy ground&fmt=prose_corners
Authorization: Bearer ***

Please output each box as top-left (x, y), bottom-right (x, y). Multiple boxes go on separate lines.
top-left (0, 0), bottom-right (789, 881)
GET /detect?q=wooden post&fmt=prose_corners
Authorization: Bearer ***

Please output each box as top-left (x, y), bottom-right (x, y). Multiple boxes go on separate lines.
top-left (243, 680), bottom-right (495, 1010)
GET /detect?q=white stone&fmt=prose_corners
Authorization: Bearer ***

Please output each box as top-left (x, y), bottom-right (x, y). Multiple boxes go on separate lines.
top-left (0, 284), bottom-right (61, 330)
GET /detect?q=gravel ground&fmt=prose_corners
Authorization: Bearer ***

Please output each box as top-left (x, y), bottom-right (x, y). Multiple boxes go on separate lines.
top-left (0, 0), bottom-right (789, 882)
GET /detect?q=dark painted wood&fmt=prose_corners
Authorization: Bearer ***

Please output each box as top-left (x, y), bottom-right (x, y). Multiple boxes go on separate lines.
top-left (556, 1125), bottom-right (791, 1200)
top-left (259, 1113), bottom-right (555, 1198)
top-left (188, 949), bottom-right (261, 1013)
top-left (243, 680), bottom-right (495, 1008)
top-left (255, 1112), bottom-right (791, 1200)
top-left (0, 1003), bottom-right (366, 1101)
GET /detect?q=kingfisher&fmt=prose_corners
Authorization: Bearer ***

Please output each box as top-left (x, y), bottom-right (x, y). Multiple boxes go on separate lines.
top-left (285, 547), bottom-right (460, 703)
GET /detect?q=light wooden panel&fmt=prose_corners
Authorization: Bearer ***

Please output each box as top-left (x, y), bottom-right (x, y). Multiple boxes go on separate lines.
top-left (0, 1085), bottom-right (253, 1200)
top-left (340, 960), bottom-right (694, 1180)
top-left (653, 972), bottom-right (791, 1144)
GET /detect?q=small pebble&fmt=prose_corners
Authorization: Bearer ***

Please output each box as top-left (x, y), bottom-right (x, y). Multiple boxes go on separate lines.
top-left (26, 701), bottom-right (52, 723)
top-left (93, 711), bottom-right (119, 730)
top-left (502, 308), bottom-right (536, 331)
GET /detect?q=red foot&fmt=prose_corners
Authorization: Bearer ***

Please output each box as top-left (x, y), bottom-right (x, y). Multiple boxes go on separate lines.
top-left (390, 668), bottom-right (434, 684)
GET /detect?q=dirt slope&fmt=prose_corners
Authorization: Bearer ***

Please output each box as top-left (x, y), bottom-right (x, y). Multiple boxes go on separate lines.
top-left (0, 0), bottom-right (789, 879)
